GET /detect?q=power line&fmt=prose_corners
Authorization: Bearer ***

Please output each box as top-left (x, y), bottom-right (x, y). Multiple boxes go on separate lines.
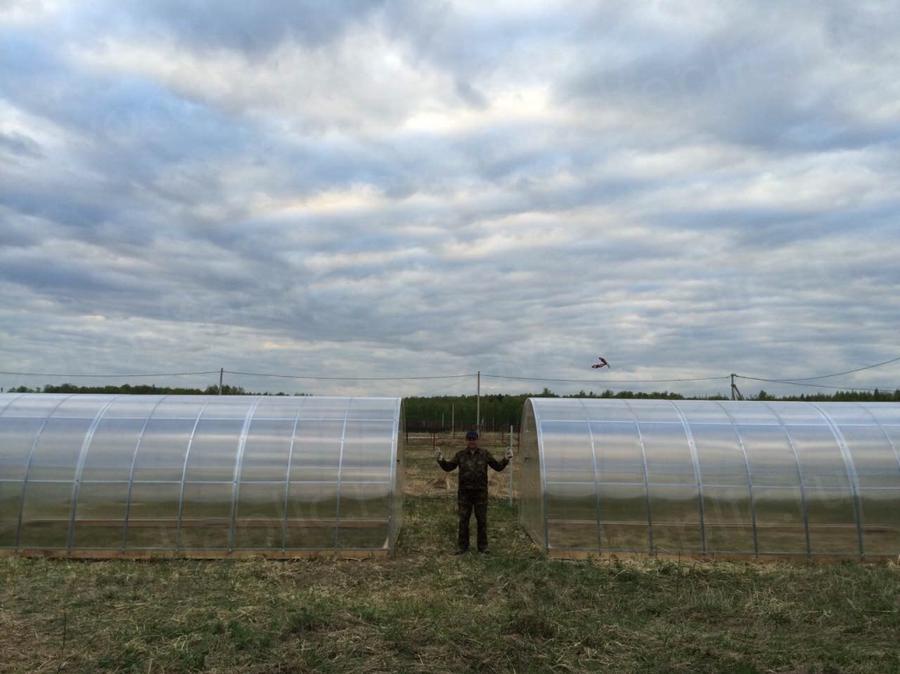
top-left (481, 373), bottom-right (730, 385)
top-left (0, 366), bottom-right (893, 392)
top-left (734, 376), bottom-right (887, 392)
top-left (741, 354), bottom-right (900, 382)
top-left (0, 370), bottom-right (220, 378)
top-left (223, 370), bottom-right (473, 382)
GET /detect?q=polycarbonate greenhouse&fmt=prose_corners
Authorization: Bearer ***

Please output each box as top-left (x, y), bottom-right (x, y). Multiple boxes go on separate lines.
top-left (0, 394), bottom-right (403, 558)
top-left (519, 398), bottom-right (900, 559)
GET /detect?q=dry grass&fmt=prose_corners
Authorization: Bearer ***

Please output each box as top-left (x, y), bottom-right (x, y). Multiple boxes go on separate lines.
top-left (0, 433), bottom-right (897, 673)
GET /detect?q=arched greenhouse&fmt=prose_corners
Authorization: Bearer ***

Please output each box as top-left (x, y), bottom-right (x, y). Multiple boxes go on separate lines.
top-left (519, 398), bottom-right (900, 559)
top-left (0, 394), bottom-right (403, 558)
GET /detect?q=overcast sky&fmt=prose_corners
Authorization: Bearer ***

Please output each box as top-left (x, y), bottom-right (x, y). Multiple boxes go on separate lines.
top-left (1, 0), bottom-right (899, 397)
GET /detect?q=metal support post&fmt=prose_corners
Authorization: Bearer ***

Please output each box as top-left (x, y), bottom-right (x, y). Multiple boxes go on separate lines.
top-left (219, 368), bottom-right (224, 395)
top-left (476, 370), bottom-right (481, 431)
top-left (508, 424), bottom-right (513, 506)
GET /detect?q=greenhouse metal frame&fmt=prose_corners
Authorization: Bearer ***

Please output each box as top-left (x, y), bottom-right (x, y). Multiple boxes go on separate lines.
top-left (0, 394), bottom-right (404, 558)
top-left (519, 398), bottom-right (900, 559)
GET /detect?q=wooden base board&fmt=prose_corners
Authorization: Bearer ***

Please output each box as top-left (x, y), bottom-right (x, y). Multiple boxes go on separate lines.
top-left (0, 548), bottom-right (390, 560)
top-left (546, 549), bottom-right (899, 563)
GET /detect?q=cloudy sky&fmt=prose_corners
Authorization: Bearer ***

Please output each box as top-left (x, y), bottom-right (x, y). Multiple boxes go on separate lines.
top-left (1, 0), bottom-right (899, 397)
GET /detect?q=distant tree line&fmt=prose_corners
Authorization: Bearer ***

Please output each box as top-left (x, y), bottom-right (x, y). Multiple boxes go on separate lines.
top-left (402, 387), bottom-right (900, 432)
top-left (403, 388), bottom-right (691, 433)
top-left (4, 383), bottom-right (295, 396)
top-left (754, 389), bottom-right (900, 402)
top-left (3, 384), bottom-right (899, 432)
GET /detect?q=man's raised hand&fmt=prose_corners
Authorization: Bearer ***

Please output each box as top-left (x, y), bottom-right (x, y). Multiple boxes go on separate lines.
top-left (434, 447), bottom-right (444, 462)
top-left (505, 447), bottom-right (514, 460)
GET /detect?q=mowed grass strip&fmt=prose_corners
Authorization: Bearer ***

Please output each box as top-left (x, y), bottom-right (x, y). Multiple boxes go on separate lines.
top-left (0, 433), bottom-right (897, 672)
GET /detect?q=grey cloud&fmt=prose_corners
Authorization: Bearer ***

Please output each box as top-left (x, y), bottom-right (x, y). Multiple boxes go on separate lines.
top-left (0, 249), bottom-right (145, 300)
top-left (81, 0), bottom-right (391, 55)
top-left (0, 130), bottom-right (42, 158)
top-left (454, 79), bottom-right (488, 109)
top-left (386, 1), bottom-right (594, 81)
top-left (559, 2), bottom-right (900, 152)
top-left (0, 209), bottom-right (50, 248)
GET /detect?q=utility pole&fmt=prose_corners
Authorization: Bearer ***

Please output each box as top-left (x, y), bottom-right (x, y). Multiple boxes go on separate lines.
top-left (476, 370), bottom-right (481, 432)
top-left (451, 404), bottom-right (454, 437)
top-left (730, 373), bottom-right (744, 401)
top-left (219, 368), bottom-right (224, 395)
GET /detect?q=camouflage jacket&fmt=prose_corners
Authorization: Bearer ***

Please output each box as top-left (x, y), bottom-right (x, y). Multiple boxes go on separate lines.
top-left (438, 446), bottom-right (508, 492)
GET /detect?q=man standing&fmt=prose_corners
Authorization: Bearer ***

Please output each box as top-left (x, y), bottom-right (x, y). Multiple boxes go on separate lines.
top-left (435, 430), bottom-right (513, 554)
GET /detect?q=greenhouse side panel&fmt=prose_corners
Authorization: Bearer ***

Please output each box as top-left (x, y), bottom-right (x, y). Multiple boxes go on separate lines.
top-left (0, 394), bottom-right (403, 559)
top-left (522, 398), bottom-right (900, 560)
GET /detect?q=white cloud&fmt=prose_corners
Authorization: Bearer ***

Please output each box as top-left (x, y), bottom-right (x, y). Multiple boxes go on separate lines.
top-left (1, 0), bottom-right (899, 397)
top-left (71, 26), bottom-right (460, 135)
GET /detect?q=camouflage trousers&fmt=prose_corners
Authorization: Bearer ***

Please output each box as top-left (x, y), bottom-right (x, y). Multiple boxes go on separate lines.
top-left (457, 489), bottom-right (488, 552)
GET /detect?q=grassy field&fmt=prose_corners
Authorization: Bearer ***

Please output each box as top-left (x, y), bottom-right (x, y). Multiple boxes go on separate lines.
top-left (0, 433), bottom-right (898, 673)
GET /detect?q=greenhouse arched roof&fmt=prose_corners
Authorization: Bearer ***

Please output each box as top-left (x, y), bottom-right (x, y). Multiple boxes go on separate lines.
top-left (519, 398), bottom-right (900, 559)
top-left (0, 394), bottom-right (403, 558)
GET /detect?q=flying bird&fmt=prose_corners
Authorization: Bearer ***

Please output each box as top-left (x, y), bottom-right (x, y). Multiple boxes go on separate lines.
top-left (591, 356), bottom-right (609, 369)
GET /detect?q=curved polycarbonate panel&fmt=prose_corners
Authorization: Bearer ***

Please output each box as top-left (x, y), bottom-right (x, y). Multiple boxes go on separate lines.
top-left (0, 394), bottom-right (402, 558)
top-left (521, 398), bottom-right (900, 559)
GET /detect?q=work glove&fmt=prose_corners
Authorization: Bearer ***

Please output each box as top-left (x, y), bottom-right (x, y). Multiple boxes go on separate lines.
top-left (505, 447), bottom-right (514, 460)
top-left (434, 447), bottom-right (444, 462)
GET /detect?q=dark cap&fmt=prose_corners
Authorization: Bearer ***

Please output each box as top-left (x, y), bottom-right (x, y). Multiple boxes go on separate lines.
top-left (465, 430), bottom-right (479, 441)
